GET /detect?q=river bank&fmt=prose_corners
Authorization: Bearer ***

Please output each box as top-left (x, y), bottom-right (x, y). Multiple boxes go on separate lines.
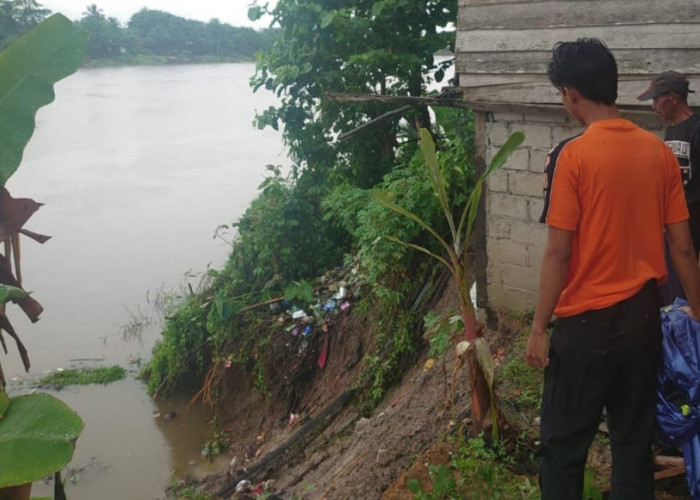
top-left (81, 53), bottom-right (255, 68)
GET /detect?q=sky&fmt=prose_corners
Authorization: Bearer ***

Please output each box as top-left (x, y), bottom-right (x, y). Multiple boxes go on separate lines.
top-left (42, 0), bottom-right (278, 28)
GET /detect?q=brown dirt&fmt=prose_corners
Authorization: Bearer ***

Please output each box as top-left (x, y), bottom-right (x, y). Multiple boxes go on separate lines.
top-left (182, 278), bottom-right (691, 500)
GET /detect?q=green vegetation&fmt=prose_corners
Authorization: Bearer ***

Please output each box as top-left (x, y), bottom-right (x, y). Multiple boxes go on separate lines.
top-left (408, 435), bottom-right (539, 499)
top-left (142, 0), bottom-right (481, 412)
top-left (76, 5), bottom-right (279, 63)
top-left (0, 1), bottom-right (278, 65)
top-left (143, 0), bottom-right (523, 444)
top-left (0, 0), bottom-right (50, 48)
top-left (499, 326), bottom-right (544, 412)
top-left (38, 366), bottom-right (126, 388)
top-left (167, 483), bottom-right (214, 500)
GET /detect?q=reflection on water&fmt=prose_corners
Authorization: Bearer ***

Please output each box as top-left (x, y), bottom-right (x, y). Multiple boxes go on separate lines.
top-left (3, 63), bottom-right (284, 499)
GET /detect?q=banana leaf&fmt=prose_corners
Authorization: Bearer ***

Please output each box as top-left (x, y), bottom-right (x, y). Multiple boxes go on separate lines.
top-left (0, 393), bottom-right (84, 488)
top-left (0, 13), bottom-right (86, 186)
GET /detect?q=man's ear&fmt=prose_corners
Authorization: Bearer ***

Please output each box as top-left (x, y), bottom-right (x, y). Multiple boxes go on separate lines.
top-left (565, 87), bottom-right (581, 103)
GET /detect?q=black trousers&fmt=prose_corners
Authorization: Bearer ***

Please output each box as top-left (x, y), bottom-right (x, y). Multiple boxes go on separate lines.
top-left (539, 280), bottom-right (662, 500)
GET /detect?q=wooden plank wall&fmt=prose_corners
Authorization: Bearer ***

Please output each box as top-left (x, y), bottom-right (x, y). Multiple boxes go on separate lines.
top-left (456, 0), bottom-right (700, 107)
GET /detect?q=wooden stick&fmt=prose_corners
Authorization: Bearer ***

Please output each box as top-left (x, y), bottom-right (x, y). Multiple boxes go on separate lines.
top-left (337, 104), bottom-right (413, 142)
top-left (325, 92), bottom-right (471, 109)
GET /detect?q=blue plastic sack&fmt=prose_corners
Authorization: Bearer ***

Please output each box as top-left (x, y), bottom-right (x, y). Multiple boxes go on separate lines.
top-left (658, 298), bottom-right (700, 498)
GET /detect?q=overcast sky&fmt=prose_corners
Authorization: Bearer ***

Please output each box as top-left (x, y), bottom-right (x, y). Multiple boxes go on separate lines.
top-left (42, 0), bottom-right (277, 28)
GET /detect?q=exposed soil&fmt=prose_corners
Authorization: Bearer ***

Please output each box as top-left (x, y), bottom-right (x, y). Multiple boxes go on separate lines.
top-left (173, 278), bottom-right (692, 500)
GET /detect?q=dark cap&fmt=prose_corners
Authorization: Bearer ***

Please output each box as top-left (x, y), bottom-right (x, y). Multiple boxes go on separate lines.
top-left (638, 71), bottom-right (694, 101)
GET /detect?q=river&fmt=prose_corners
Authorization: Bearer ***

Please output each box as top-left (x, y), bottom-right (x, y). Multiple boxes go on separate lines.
top-left (3, 63), bottom-right (285, 499)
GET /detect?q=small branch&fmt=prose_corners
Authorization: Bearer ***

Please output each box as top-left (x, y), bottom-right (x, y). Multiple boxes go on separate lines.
top-left (337, 104), bottom-right (413, 142)
top-left (326, 91), bottom-right (469, 142)
top-left (325, 92), bottom-right (469, 109)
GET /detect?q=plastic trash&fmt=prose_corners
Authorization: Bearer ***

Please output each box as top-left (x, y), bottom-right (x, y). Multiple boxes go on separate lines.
top-left (323, 300), bottom-right (336, 312)
top-left (333, 287), bottom-right (346, 300)
top-left (302, 326), bottom-right (311, 337)
top-left (340, 301), bottom-right (350, 311)
top-left (318, 336), bottom-right (329, 368)
top-left (235, 480), bottom-right (252, 493)
top-left (657, 298), bottom-right (700, 499)
top-left (292, 310), bottom-right (307, 319)
top-left (290, 327), bottom-right (299, 337)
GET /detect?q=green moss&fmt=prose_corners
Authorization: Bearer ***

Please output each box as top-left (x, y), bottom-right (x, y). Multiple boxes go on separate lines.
top-left (38, 366), bottom-right (126, 388)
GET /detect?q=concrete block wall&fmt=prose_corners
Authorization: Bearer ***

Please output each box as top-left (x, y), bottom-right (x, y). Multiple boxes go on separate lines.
top-left (482, 108), bottom-right (664, 312)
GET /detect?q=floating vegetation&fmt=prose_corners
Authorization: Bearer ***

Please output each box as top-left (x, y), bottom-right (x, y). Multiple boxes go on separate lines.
top-left (39, 365), bottom-right (126, 388)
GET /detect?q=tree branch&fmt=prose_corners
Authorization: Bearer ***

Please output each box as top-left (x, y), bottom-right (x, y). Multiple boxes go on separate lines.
top-left (324, 92), bottom-right (470, 109)
top-left (325, 92), bottom-right (470, 142)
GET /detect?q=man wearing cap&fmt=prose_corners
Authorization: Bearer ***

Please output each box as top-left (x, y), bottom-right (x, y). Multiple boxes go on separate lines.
top-left (639, 71), bottom-right (700, 304)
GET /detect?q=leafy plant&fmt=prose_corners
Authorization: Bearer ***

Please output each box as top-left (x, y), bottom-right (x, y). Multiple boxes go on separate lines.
top-left (284, 279), bottom-right (314, 304)
top-left (38, 365), bottom-right (126, 388)
top-left (0, 393), bottom-right (84, 488)
top-left (408, 435), bottom-right (539, 499)
top-left (375, 128), bottom-right (525, 437)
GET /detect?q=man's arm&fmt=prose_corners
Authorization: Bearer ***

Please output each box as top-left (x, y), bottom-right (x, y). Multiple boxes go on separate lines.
top-left (666, 220), bottom-right (700, 316)
top-left (526, 226), bottom-right (573, 369)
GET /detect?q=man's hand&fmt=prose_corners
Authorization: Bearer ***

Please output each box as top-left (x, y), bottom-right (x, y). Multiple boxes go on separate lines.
top-left (526, 324), bottom-right (550, 369)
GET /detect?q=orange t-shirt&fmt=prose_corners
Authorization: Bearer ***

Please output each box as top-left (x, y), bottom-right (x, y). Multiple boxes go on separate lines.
top-left (541, 118), bottom-right (688, 317)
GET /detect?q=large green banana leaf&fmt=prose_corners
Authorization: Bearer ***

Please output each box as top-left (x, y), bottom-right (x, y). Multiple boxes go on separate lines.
top-left (0, 13), bottom-right (87, 186)
top-left (0, 392), bottom-right (84, 487)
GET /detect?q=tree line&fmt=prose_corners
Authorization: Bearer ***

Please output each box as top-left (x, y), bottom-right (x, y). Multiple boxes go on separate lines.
top-left (0, 1), bottom-right (278, 62)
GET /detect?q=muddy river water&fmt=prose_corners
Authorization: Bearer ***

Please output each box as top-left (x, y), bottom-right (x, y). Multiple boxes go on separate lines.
top-left (3, 63), bottom-right (285, 499)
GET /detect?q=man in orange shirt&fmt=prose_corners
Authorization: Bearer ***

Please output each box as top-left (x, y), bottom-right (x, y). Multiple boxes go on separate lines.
top-left (525, 39), bottom-right (700, 499)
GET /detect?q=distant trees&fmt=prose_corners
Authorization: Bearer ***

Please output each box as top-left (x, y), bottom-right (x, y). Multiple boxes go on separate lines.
top-left (0, 1), bottom-right (277, 61)
top-left (79, 6), bottom-right (279, 61)
top-left (77, 4), bottom-right (123, 58)
top-left (0, 0), bottom-right (50, 47)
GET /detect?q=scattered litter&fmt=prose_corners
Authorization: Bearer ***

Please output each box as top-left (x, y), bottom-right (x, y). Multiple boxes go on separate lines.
top-left (291, 327), bottom-right (299, 337)
top-left (322, 323), bottom-right (329, 332)
top-left (333, 287), bottom-right (346, 300)
top-left (292, 310), bottom-right (307, 319)
top-left (277, 316), bottom-right (285, 322)
top-left (56, 368), bottom-right (64, 372)
top-left (302, 326), bottom-right (311, 337)
top-left (318, 337), bottom-right (329, 368)
top-left (340, 301), bottom-right (351, 311)
top-left (423, 358), bottom-right (435, 371)
top-left (235, 479), bottom-right (252, 493)
top-left (229, 456), bottom-right (237, 468)
top-left (224, 359), bottom-right (232, 368)
top-left (456, 341), bottom-right (470, 357)
top-left (289, 413), bottom-right (300, 427)
top-left (323, 300), bottom-right (336, 312)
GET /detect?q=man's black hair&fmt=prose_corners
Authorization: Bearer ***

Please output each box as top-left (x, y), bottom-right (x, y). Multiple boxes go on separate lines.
top-left (547, 38), bottom-right (618, 105)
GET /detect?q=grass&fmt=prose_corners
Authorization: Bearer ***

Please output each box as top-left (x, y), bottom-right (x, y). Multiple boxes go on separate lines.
top-left (408, 435), bottom-right (539, 499)
top-left (38, 365), bottom-right (126, 388)
top-left (496, 313), bottom-right (543, 413)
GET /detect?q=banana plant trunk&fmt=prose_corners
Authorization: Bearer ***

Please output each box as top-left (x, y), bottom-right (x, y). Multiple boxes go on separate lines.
top-left (458, 267), bottom-right (505, 437)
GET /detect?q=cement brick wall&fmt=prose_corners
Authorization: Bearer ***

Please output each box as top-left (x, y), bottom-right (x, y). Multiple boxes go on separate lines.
top-left (483, 108), bottom-right (664, 312)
